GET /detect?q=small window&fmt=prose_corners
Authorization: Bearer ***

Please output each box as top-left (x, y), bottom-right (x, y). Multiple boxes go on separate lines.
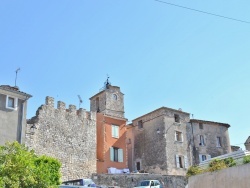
top-left (6, 95), bottom-right (18, 110)
top-left (175, 131), bottom-right (183, 142)
top-left (199, 154), bottom-right (211, 162)
top-left (136, 162), bottom-right (141, 171)
top-left (111, 125), bottom-right (119, 138)
top-left (174, 114), bottom-right (180, 123)
top-left (110, 147), bottom-right (123, 162)
top-left (199, 123), bottom-right (203, 129)
top-left (138, 120), bottom-right (143, 129)
top-left (176, 155), bottom-right (188, 169)
top-left (216, 137), bottom-right (222, 147)
top-left (200, 135), bottom-right (205, 146)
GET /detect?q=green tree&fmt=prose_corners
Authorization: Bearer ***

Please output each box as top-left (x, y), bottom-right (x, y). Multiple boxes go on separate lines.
top-left (0, 142), bottom-right (61, 188)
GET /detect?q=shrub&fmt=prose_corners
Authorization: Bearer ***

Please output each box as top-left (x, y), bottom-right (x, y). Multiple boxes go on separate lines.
top-left (207, 159), bottom-right (227, 172)
top-left (243, 156), bottom-right (250, 164)
top-left (186, 166), bottom-right (203, 177)
top-left (223, 157), bottom-right (236, 167)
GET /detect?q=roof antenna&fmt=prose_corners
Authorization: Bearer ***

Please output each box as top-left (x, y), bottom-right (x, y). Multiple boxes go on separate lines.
top-left (15, 68), bottom-right (20, 87)
top-left (78, 95), bottom-right (83, 108)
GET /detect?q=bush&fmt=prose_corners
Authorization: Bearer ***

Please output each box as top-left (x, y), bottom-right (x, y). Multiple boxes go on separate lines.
top-left (0, 141), bottom-right (61, 188)
top-left (223, 157), bottom-right (236, 167)
top-left (207, 159), bottom-right (227, 172)
top-left (243, 156), bottom-right (250, 164)
top-left (186, 166), bottom-right (203, 177)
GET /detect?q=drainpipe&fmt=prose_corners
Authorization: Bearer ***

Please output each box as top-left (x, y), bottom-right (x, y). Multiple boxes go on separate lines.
top-left (19, 97), bottom-right (28, 144)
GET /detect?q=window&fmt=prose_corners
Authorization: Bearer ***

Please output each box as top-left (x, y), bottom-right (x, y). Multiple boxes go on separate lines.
top-left (175, 155), bottom-right (188, 169)
top-left (216, 137), bottom-right (222, 147)
top-left (6, 95), bottom-right (18, 110)
top-left (112, 94), bottom-right (117, 100)
top-left (111, 125), bottom-right (119, 138)
top-left (110, 147), bottom-right (123, 162)
top-left (175, 131), bottom-right (183, 142)
top-left (199, 154), bottom-right (211, 162)
top-left (200, 135), bottom-right (205, 146)
top-left (136, 162), bottom-right (141, 171)
top-left (199, 123), bottom-right (203, 129)
top-left (174, 114), bottom-right (180, 123)
top-left (138, 120), bottom-right (143, 129)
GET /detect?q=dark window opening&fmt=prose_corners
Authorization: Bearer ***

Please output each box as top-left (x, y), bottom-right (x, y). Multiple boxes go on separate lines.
top-left (199, 123), bottom-right (203, 129)
top-left (136, 162), bottom-right (141, 171)
top-left (114, 147), bottom-right (119, 162)
top-left (138, 120), bottom-right (143, 129)
top-left (174, 114), bottom-right (180, 123)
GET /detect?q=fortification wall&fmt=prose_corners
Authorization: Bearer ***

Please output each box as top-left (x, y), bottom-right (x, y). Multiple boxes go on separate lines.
top-left (25, 96), bottom-right (96, 181)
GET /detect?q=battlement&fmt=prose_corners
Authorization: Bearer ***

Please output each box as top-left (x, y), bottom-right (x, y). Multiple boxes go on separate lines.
top-left (32, 96), bottom-right (96, 121)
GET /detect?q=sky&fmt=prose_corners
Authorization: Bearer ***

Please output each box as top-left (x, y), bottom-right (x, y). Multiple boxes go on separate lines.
top-left (1, 0), bottom-right (250, 149)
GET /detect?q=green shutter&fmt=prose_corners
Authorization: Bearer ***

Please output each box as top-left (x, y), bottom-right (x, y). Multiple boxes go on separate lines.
top-left (110, 147), bottom-right (114, 161)
top-left (118, 149), bottom-right (123, 162)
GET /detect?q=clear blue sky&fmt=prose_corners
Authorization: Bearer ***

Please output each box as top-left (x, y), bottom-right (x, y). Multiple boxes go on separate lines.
top-left (1, 1), bottom-right (250, 149)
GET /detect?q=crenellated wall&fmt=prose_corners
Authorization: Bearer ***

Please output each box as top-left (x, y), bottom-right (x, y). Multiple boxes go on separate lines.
top-left (25, 96), bottom-right (96, 181)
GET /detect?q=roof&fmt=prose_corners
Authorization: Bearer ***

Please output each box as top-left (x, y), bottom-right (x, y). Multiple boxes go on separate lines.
top-left (190, 119), bottom-right (230, 128)
top-left (245, 136), bottom-right (250, 144)
top-left (0, 85), bottom-right (32, 98)
top-left (132, 106), bottom-right (190, 121)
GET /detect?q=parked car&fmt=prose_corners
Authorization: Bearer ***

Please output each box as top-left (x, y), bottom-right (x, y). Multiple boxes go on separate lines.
top-left (134, 180), bottom-right (163, 188)
top-left (60, 178), bottom-right (97, 187)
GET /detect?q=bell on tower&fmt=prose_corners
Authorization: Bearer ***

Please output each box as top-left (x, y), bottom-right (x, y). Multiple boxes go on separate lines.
top-left (89, 76), bottom-right (125, 119)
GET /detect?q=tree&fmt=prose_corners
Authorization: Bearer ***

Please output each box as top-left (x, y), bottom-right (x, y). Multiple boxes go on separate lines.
top-left (0, 142), bottom-right (61, 188)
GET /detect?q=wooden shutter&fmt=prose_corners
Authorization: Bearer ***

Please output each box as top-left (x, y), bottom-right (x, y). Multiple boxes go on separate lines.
top-left (118, 149), bottom-right (123, 162)
top-left (181, 132), bottom-right (184, 142)
top-left (175, 132), bottom-right (177, 141)
top-left (199, 154), bottom-right (202, 162)
top-left (184, 156), bottom-right (188, 169)
top-left (115, 126), bottom-right (119, 138)
top-left (110, 147), bottom-right (114, 161)
top-left (111, 126), bottom-right (115, 137)
top-left (176, 155), bottom-right (180, 168)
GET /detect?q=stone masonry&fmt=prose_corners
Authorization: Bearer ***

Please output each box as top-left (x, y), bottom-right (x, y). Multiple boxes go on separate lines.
top-left (25, 97), bottom-right (96, 181)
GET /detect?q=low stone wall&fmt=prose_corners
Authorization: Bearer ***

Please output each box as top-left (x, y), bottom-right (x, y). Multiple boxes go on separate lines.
top-left (91, 174), bottom-right (187, 188)
top-left (188, 163), bottom-right (250, 188)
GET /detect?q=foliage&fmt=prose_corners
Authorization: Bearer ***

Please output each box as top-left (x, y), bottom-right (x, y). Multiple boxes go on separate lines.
top-left (186, 166), bottom-right (203, 177)
top-left (223, 157), bottom-right (236, 167)
top-left (0, 141), bottom-right (61, 188)
top-left (243, 155), bottom-right (250, 164)
top-left (207, 159), bottom-right (227, 172)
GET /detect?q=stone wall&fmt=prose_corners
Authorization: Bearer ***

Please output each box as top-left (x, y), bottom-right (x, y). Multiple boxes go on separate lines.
top-left (188, 163), bottom-right (250, 188)
top-left (25, 96), bottom-right (96, 181)
top-left (92, 173), bottom-right (187, 188)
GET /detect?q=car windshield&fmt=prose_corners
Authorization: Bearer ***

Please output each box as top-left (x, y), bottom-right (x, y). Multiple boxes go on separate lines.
top-left (139, 181), bottom-right (150, 186)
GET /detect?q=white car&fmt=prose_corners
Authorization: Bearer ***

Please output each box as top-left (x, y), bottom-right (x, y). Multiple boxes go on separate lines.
top-left (134, 180), bottom-right (163, 188)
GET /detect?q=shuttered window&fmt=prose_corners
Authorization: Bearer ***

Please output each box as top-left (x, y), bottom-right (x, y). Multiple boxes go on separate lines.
top-left (176, 155), bottom-right (188, 169)
top-left (112, 125), bottom-right (119, 138)
top-left (110, 147), bottom-right (123, 162)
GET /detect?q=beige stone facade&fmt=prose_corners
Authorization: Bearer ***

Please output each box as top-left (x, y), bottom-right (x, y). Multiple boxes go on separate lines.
top-left (190, 119), bottom-right (231, 165)
top-left (128, 107), bottom-right (192, 176)
top-left (25, 97), bottom-right (96, 181)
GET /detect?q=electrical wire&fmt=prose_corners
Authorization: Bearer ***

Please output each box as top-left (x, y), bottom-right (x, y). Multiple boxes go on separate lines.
top-left (155, 0), bottom-right (250, 24)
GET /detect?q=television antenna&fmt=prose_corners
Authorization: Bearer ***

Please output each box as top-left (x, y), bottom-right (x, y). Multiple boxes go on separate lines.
top-left (15, 68), bottom-right (20, 87)
top-left (78, 95), bottom-right (83, 108)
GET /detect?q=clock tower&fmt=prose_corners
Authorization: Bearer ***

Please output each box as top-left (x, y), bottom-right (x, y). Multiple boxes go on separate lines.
top-left (89, 79), bottom-right (125, 119)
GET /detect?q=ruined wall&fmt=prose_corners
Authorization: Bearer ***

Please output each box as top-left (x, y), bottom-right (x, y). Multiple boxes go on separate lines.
top-left (25, 97), bottom-right (96, 181)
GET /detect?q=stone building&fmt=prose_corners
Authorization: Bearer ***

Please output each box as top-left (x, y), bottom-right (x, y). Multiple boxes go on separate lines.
top-left (244, 136), bottom-right (250, 151)
top-left (25, 97), bottom-right (96, 180)
top-left (0, 85), bottom-right (32, 145)
top-left (127, 107), bottom-right (192, 176)
top-left (90, 81), bottom-right (128, 173)
top-left (190, 119), bottom-right (231, 164)
top-left (127, 107), bottom-right (232, 176)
